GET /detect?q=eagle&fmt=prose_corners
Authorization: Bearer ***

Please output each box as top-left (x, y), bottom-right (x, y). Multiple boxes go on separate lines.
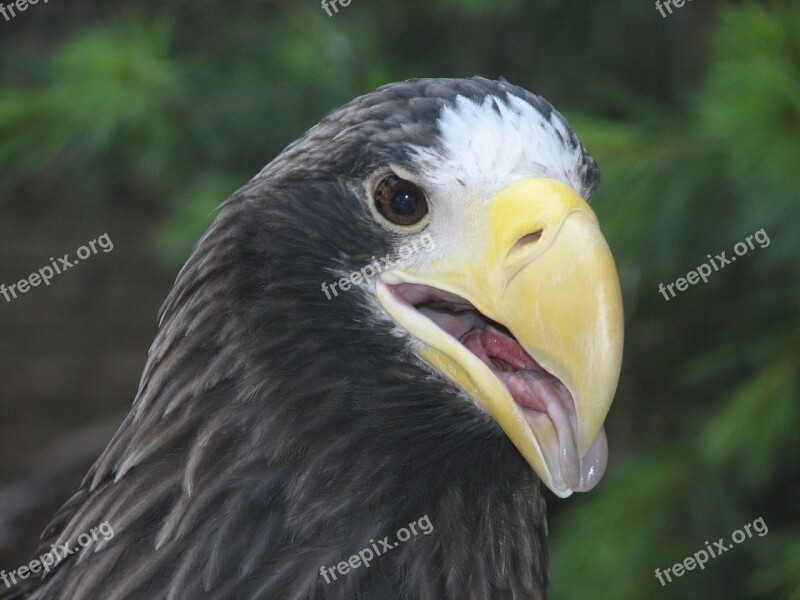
top-left (2, 77), bottom-right (623, 600)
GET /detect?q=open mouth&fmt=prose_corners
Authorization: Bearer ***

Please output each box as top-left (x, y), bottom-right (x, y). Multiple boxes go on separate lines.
top-left (381, 281), bottom-right (608, 492)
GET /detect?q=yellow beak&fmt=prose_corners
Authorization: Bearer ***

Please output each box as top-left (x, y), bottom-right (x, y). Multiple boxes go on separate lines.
top-left (376, 178), bottom-right (624, 497)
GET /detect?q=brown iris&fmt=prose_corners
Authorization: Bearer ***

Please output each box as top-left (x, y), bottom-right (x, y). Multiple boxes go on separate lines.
top-left (374, 175), bottom-right (428, 226)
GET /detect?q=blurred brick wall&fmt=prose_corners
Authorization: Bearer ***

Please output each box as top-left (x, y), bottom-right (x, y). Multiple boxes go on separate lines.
top-left (0, 201), bottom-right (174, 477)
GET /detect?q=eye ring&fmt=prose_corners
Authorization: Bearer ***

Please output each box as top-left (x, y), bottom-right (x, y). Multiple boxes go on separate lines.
top-left (373, 175), bottom-right (429, 227)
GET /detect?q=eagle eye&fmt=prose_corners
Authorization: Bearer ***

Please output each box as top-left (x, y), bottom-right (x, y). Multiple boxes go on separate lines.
top-left (374, 175), bottom-right (428, 226)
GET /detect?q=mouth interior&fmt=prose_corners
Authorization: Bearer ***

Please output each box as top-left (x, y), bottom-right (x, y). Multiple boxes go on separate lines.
top-left (386, 282), bottom-right (607, 492)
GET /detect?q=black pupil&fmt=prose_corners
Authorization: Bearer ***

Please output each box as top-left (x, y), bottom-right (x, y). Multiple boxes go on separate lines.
top-left (392, 189), bottom-right (417, 215)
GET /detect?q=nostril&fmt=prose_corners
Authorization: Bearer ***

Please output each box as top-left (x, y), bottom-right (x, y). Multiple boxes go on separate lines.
top-left (517, 230), bottom-right (543, 245)
top-left (506, 230), bottom-right (544, 266)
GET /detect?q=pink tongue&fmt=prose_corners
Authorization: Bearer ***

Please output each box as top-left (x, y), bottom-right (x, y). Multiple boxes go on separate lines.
top-left (507, 371), bottom-right (607, 492)
top-left (462, 328), bottom-right (539, 371)
top-left (461, 329), bottom-right (608, 492)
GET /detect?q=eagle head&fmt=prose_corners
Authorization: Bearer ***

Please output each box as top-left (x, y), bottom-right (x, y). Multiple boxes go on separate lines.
top-left (255, 76), bottom-right (623, 497)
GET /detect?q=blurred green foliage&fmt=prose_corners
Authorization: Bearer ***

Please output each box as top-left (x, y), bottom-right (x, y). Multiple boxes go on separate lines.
top-left (0, 1), bottom-right (797, 598)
